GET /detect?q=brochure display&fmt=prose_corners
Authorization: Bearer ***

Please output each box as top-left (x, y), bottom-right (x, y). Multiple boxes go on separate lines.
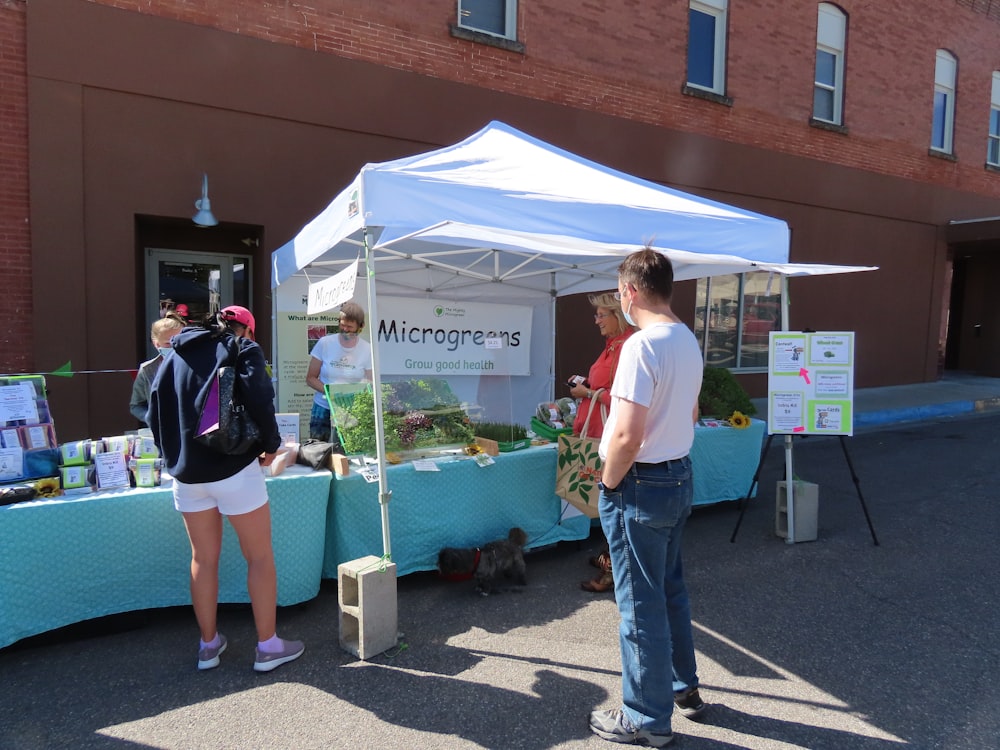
top-left (0, 376), bottom-right (59, 484)
top-left (766, 331), bottom-right (855, 436)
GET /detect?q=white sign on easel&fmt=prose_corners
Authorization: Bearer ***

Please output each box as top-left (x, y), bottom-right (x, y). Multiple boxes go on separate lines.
top-left (767, 331), bottom-right (855, 436)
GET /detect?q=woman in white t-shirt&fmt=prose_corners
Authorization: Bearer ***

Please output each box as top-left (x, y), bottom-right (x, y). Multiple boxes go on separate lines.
top-left (305, 301), bottom-right (373, 442)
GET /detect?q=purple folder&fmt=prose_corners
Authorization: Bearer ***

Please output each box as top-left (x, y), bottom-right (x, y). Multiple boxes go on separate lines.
top-left (196, 372), bottom-right (222, 437)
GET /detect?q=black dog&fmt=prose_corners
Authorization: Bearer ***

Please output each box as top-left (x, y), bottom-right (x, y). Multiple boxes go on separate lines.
top-left (437, 527), bottom-right (528, 595)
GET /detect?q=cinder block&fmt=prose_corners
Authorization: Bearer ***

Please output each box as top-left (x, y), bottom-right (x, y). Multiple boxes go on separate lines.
top-left (775, 481), bottom-right (819, 543)
top-left (338, 555), bottom-right (397, 660)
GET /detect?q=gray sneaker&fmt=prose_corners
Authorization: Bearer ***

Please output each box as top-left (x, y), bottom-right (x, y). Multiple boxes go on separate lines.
top-left (253, 638), bottom-right (305, 673)
top-left (197, 634), bottom-right (227, 670)
top-left (589, 709), bottom-right (674, 747)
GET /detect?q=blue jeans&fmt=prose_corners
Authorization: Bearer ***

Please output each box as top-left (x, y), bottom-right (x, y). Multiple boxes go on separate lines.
top-left (309, 403), bottom-right (332, 442)
top-left (599, 457), bottom-right (698, 733)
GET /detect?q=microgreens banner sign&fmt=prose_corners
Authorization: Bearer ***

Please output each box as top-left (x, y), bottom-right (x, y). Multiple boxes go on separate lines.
top-left (375, 296), bottom-right (532, 376)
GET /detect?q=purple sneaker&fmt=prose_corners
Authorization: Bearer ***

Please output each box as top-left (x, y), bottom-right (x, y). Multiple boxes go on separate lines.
top-left (253, 638), bottom-right (305, 673)
top-left (589, 708), bottom-right (674, 747)
top-left (197, 634), bottom-right (227, 671)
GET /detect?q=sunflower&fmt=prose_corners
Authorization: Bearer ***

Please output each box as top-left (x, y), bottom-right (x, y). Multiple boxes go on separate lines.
top-left (33, 476), bottom-right (63, 498)
top-left (463, 443), bottom-right (483, 456)
top-left (728, 411), bottom-right (751, 429)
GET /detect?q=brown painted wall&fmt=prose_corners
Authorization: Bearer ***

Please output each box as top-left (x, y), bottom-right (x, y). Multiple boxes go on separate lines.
top-left (66, 0), bottom-right (1000, 200)
top-left (16, 0), bottom-right (1000, 440)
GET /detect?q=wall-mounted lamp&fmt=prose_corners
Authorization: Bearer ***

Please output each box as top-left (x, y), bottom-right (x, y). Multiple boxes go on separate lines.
top-left (192, 173), bottom-right (219, 227)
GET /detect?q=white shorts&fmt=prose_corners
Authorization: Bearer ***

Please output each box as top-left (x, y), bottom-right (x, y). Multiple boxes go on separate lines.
top-left (172, 460), bottom-right (269, 516)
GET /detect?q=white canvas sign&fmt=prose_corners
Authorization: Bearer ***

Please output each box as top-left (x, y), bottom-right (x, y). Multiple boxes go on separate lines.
top-left (306, 259), bottom-right (358, 314)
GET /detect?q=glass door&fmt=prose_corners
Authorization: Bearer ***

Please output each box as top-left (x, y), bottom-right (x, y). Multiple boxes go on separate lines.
top-left (144, 248), bottom-right (251, 357)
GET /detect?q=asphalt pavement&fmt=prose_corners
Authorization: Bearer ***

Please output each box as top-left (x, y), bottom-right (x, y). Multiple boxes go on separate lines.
top-left (3, 372), bottom-right (1000, 749)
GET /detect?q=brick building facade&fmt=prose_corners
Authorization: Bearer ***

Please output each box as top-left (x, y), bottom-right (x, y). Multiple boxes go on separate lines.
top-left (3, 0), bottom-right (1000, 439)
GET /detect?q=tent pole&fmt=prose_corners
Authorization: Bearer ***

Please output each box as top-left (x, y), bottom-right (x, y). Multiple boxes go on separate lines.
top-left (780, 274), bottom-right (795, 543)
top-left (363, 227), bottom-right (393, 560)
top-left (549, 272), bottom-right (557, 403)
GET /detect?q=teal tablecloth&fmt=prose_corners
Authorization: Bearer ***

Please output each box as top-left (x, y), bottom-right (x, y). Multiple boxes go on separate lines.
top-left (323, 421), bottom-right (765, 578)
top-left (0, 466), bottom-right (331, 649)
top-left (324, 445), bottom-right (591, 577)
top-left (691, 418), bottom-right (766, 506)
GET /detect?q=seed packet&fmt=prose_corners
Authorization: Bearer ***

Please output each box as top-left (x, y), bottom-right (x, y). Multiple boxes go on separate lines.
top-left (128, 457), bottom-right (163, 488)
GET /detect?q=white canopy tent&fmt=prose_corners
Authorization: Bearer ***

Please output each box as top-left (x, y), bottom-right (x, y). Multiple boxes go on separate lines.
top-left (271, 120), bottom-right (876, 556)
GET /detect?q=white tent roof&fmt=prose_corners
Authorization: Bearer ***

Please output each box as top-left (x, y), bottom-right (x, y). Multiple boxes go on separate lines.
top-left (271, 121), bottom-right (873, 298)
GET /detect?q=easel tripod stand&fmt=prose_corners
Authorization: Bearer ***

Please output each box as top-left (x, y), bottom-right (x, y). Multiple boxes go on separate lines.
top-left (730, 432), bottom-right (879, 545)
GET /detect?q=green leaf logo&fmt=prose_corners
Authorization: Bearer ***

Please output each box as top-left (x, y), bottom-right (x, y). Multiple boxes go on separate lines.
top-left (434, 306), bottom-right (444, 317)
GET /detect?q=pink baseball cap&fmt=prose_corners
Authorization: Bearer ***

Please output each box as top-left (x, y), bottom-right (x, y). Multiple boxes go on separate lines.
top-left (220, 305), bottom-right (255, 337)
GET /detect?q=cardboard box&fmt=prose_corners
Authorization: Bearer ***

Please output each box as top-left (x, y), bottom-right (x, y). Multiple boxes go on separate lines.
top-left (264, 445), bottom-right (298, 477)
top-left (475, 437), bottom-right (500, 456)
top-left (331, 453), bottom-right (350, 476)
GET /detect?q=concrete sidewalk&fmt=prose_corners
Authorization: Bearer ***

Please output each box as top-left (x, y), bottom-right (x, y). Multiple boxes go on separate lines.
top-left (752, 370), bottom-right (1000, 430)
top-left (5, 414), bottom-right (1000, 749)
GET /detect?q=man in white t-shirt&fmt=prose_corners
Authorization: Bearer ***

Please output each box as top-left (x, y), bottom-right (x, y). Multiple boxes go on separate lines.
top-left (305, 301), bottom-right (373, 442)
top-left (589, 248), bottom-right (706, 748)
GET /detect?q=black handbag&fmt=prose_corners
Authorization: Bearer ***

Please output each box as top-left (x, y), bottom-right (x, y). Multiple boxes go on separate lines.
top-left (0, 484), bottom-right (37, 506)
top-left (297, 439), bottom-right (334, 470)
top-left (194, 340), bottom-right (261, 455)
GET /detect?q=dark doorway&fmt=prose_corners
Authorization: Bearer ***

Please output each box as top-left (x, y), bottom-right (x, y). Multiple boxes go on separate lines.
top-left (134, 216), bottom-right (263, 360)
top-left (945, 248), bottom-right (1000, 376)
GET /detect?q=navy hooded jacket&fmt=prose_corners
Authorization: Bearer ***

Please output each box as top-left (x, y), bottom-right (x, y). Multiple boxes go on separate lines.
top-left (147, 326), bottom-right (281, 484)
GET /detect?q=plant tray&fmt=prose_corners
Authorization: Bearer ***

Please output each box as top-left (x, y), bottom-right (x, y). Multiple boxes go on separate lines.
top-left (498, 438), bottom-right (531, 452)
top-left (530, 416), bottom-right (573, 441)
top-left (474, 436), bottom-right (531, 456)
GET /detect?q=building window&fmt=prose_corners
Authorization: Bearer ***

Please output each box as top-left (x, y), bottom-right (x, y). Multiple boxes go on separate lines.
top-left (988, 72), bottom-right (1000, 167)
top-left (458, 0), bottom-right (517, 40)
top-left (814, 4), bottom-right (846, 125)
top-left (931, 49), bottom-right (957, 154)
top-left (695, 272), bottom-right (781, 371)
top-left (687, 0), bottom-right (728, 94)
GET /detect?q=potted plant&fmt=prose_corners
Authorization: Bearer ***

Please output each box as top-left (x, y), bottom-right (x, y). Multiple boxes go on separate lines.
top-left (698, 366), bottom-right (757, 422)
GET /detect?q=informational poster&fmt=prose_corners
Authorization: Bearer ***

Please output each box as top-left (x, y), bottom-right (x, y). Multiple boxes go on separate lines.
top-left (767, 331), bottom-right (855, 436)
top-left (93, 451), bottom-right (131, 491)
top-left (275, 308), bottom-right (350, 439)
top-left (0, 382), bottom-right (40, 424)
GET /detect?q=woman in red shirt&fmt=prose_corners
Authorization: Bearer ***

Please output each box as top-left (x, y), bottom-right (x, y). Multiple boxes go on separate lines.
top-left (567, 292), bottom-right (634, 438)
top-left (566, 292), bottom-right (634, 592)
